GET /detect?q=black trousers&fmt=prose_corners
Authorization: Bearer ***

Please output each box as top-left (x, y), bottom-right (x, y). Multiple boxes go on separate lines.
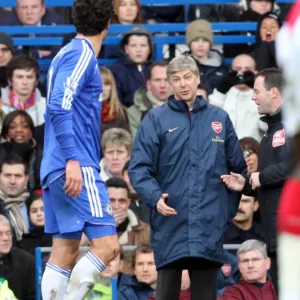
top-left (155, 258), bottom-right (218, 300)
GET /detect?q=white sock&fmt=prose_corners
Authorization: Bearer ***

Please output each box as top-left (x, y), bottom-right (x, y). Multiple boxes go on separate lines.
top-left (63, 251), bottom-right (106, 300)
top-left (41, 263), bottom-right (71, 300)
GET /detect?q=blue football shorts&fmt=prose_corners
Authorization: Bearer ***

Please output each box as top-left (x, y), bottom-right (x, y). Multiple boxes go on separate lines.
top-left (43, 166), bottom-right (116, 240)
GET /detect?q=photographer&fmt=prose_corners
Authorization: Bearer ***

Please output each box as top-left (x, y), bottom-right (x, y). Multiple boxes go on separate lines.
top-left (209, 54), bottom-right (265, 142)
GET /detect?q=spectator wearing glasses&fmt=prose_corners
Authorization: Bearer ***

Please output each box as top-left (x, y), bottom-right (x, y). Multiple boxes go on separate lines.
top-left (222, 240), bottom-right (277, 300)
top-left (240, 137), bottom-right (260, 175)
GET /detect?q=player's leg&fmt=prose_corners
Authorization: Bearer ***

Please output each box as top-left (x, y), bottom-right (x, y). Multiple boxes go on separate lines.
top-left (64, 167), bottom-right (120, 299)
top-left (41, 187), bottom-right (80, 299)
top-left (41, 177), bottom-right (82, 300)
top-left (64, 225), bottom-right (120, 299)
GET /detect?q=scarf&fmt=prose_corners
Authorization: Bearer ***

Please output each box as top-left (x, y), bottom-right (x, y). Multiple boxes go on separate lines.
top-left (9, 89), bottom-right (36, 110)
top-left (102, 101), bottom-right (116, 123)
top-left (0, 190), bottom-right (30, 241)
top-left (146, 90), bottom-right (165, 107)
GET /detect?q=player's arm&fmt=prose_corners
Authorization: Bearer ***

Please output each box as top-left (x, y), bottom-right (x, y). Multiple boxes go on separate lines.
top-left (49, 48), bottom-right (92, 197)
top-left (128, 111), bottom-right (163, 210)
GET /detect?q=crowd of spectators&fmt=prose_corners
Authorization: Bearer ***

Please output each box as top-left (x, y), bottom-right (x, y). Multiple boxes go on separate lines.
top-left (0, 0), bottom-right (292, 298)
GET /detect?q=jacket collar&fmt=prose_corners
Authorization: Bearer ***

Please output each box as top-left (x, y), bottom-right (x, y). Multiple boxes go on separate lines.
top-left (260, 108), bottom-right (282, 125)
top-left (168, 95), bottom-right (208, 113)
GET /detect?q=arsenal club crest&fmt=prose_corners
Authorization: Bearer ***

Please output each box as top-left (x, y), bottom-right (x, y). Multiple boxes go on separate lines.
top-left (212, 122), bottom-right (222, 134)
top-left (272, 129), bottom-right (286, 147)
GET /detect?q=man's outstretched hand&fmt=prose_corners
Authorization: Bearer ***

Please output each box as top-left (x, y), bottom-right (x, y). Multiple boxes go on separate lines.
top-left (157, 193), bottom-right (177, 216)
top-left (221, 172), bottom-right (245, 191)
top-left (64, 160), bottom-right (83, 197)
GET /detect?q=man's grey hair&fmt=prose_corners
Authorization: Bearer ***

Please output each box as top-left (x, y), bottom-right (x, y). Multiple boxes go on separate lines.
top-left (166, 55), bottom-right (199, 80)
top-left (237, 239), bottom-right (268, 259)
top-left (0, 215), bottom-right (11, 227)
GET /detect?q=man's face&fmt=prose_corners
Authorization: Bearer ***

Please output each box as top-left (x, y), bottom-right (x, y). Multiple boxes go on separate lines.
top-left (169, 68), bottom-right (200, 105)
top-left (124, 35), bottom-right (151, 64)
top-left (104, 144), bottom-right (130, 177)
top-left (0, 44), bottom-right (13, 67)
top-left (190, 38), bottom-right (211, 59)
top-left (16, 0), bottom-right (46, 25)
top-left (232, 55), bottom-right (256, 75)
top-left (0, 164), bottom-right (28, 197)
top-left (260, 18), bottom-right (280, 42)
top-left (239, 250), bottom-right (270, 283)
top-left (108, 186), bottom-right (130, 215)
top-left (101, 254), bottom-right (122, 278)
top-left (0, 222), bottom-right (12, 255)
top-left (123, 170), bottom-right (136, 195)
top-left (252, 76), bottom-right (274, 115)
top-left (135, 252), bottom-right (157, 286)
top-left (10, 68), bottom-right (37, 99)
top-left (234, 195), bottom-right (258, 223)
top-left (147, 65), bottom-right (172, 102)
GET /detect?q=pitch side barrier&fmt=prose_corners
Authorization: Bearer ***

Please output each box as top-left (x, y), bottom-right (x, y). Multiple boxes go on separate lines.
top-left (34, 244), bottom-right (241, 300)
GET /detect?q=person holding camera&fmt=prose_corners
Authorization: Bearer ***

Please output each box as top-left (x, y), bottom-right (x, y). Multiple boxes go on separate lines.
top-left (209, 54), bottom-right (265, 142)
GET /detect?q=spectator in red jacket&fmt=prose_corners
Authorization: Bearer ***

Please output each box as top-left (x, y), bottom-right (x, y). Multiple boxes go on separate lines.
top-left (222, 239), bottom-right (277, 300)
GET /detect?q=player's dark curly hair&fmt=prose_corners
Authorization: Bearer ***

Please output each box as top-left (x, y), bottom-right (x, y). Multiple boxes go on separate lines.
top-left (72, 0), bottom-right (113, 36)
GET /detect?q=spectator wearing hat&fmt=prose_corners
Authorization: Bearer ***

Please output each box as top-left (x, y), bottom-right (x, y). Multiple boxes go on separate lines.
top-left (185, 19), bottom-right (227, 95)
top-left (109, 25), bottom-right (154, 107)
top-left (0, 32), bottom-right (14, 89)
top-left (252, 12), bottom-right (282, 71)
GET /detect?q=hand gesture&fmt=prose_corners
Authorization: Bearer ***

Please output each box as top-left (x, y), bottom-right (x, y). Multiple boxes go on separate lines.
top-left (221, 172), bottom-right (245, 191)
top-left (114, 209), bottom-right (128, 226)
top-left (64, 160), bottom-right (83, 197)
top-left (249, 172), bottom-right (261, 190)
top-left (157, 193), bottom-right (177, 216)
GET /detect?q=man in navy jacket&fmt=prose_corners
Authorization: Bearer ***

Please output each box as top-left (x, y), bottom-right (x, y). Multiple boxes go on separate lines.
top-left (129, 55), bottom-right (247, 300)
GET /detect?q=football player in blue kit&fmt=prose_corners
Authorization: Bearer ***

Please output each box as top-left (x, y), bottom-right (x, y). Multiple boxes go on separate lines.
top-left (40, 0), bottom-right (120, 299)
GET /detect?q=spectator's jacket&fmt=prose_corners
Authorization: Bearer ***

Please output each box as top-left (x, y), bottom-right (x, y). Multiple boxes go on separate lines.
top-left (189, 49), bottom-right (227, 94)
top-left (109, 59), bottom-right (151, 108)
top-left (2, 9), bottom-right (63, 59)
top-left (221, 278), bottom-right (277, 300)
top-left (109, 26), bottom-right (154, 108)
top-left (243, 109), bottom-right (291, 253)
top-left (129, 96), bottom-right (247, 268)
top-left (0, 248), bottom-right (35, 300)
top-left (217, 251), bottom-right (240, 296)
top-left (0, 86), bottom-right (46, 126)
top-left (209, 86), bottom-right (265, 142)
top-left (127, 88), bottom-right (164, 139)
top-left (252, 41), bottom-right (278, 71)
top-left (223, 221), bottom-right (264, 245)
top-left (118, 209), bottom-right (151, 246)
top-left (118, 276), bottom-right (154, 300)
top-left (0, 278), bottom-right (17, 299)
